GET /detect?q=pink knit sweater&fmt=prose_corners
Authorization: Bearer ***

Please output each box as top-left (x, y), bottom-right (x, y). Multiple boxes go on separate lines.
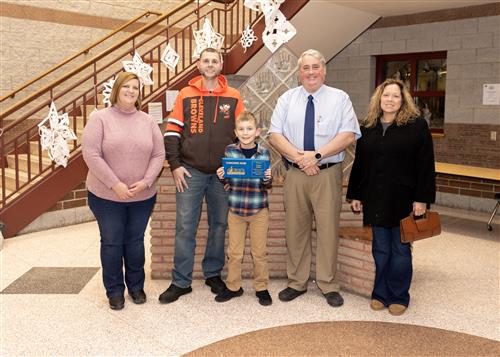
top-left (82, 106), bottom-right (165, 202)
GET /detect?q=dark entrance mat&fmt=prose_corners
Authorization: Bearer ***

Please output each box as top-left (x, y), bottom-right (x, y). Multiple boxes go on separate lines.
top-left (1, 267), bottom-right (100, 294)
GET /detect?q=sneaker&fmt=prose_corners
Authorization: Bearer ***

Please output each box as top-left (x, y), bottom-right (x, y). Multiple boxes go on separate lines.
top-left (215, 287), bottom-right (244, 302)
top-left (323, 291), bottom-right (344, 307)
top-left (256, 290), bottom-right (273, 306)
top-left (158, 284), bottom-right (192, 304)
top-left (109, 296), bottom-right (125, 310)
top-left (129, 289), bottom-right (147, 304)
top-left (278, 287), bottom-right (306, 302)
top-left (388, 304), bottom-right (407, 316)
top-left (370, 299), bottom-right (385, 311)
top-left (205, 276), bottom-right (226, 294)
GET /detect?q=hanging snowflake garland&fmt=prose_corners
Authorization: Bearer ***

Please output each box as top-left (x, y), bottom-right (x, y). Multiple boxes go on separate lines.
top-left (161, 44), bottom-right (180, 71)
top-left (240, 25), bottom-right (258, 53)
top-left (122, 52), bottom-right (153, 86)
top-left (193, 18), bottom-right (224, 59)
top-left (244, 0), bottom-right (296, 53)
top-left (38, 102), bottom-right (77, 168)
top-left (102, 77), bottom-right (115, 107)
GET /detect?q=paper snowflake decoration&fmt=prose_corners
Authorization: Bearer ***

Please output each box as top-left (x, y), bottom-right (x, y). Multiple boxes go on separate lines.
top-left (243, 0), bottom-right (261, 12)
top-left (161, 44), bottom-right (180, 71)
top-left (102, 77), bottom-right (115, 107)
top-left (260, 0), bottom-right (286, 20)
top-left (262, 10), bottom-right (296, 53)
top-left (240, 26), bottom-right (258, 53)
top-left (37, 102), bottom-right (77, 168)
top-left (193, 18), bottom-right (225, 59)
top-left (244, 0), bottom-right (295, 53)
top-left (122, 52), bottom-right (153, 86)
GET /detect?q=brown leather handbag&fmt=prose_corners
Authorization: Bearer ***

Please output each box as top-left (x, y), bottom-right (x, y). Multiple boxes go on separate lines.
top-left (400, 211), bottom-right (441, 243)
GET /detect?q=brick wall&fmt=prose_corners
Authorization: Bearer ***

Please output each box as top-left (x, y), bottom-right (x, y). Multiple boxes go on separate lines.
top-left (436, 173), bottom-right (499, 200)
top-left (46, 182), bottom-right (88, 212)
top-left (433, 124), bottom-right (500, 169)
top-left (150, 170), bottom-right (375, 297)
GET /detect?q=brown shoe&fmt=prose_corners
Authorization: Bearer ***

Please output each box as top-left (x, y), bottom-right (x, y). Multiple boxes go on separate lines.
top-left (388, 304), bottom-right (407, 316)
top-left (370, 299), bottom-right (385, 311)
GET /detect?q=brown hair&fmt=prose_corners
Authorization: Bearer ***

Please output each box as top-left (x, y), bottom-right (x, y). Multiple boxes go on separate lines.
top-left (236, 111), bottom-right (260, 128)
top-left (364, 78), bottom-right (420, 128)
top-left (199, 47), bottom-right (223, 62)
top-left (109, 72), bottom-right (142, 110)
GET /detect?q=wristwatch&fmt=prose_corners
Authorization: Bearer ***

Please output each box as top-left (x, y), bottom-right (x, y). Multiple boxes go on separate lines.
top-left (314, 152), bottom-right (322, 160)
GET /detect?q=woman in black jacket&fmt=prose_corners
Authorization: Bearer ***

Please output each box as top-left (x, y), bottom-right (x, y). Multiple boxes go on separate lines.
top-left (347, 79), bottom-right (436, 316)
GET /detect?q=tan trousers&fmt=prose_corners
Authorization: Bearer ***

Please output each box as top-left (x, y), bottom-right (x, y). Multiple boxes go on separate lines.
top-left (226, 208), bottom-right (269, 291)
top-left (284, 164), bottom-right (342, 293)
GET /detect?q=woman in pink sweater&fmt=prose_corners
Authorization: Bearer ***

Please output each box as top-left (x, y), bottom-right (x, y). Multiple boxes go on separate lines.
top-left (82, 72), bottom-right (165, 310)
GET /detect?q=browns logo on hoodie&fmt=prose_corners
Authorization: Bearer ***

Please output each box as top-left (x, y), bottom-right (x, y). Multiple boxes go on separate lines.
top-left (164, 74), bottom-right (244, 174)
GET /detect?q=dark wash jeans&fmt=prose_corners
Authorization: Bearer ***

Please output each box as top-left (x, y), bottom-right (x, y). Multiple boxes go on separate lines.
top-left (88, 192), bottom-right (156, 298)
top-left (371, 225), bottom-right (412, 307)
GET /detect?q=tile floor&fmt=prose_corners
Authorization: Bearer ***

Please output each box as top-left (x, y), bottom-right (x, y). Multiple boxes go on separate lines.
top-left (0, 205), bottom-right (499, 356)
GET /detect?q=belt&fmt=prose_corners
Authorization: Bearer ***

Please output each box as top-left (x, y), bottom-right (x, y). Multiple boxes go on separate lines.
top-left (289, 162), bottom-right (339, 170)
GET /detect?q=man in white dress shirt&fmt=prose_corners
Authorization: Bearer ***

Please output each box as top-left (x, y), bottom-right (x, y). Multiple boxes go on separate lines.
top-left (268, 49), bottom-right (361, 307)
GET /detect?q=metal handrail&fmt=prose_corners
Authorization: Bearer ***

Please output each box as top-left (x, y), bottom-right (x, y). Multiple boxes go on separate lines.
top-left (1, 0), bottom-right (262, 208)
top-left (0, 0), bottom-right (196, 122)
top-left (0, 10), bottom-right (162, 103)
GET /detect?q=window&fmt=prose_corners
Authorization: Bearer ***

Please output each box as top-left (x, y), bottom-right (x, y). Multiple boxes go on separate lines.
top-left (376, 51), bottom-right (447, 134)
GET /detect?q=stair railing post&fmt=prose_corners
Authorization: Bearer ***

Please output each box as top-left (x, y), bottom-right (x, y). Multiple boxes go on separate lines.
top-left (0, 220), bottom-right (5, 250)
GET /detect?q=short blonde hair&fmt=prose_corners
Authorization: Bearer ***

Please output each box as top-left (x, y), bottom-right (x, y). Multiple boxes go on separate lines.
top-left (109, 72), bottom-right (142, 110)
top-left (236, 111), bottom-right (260, 128)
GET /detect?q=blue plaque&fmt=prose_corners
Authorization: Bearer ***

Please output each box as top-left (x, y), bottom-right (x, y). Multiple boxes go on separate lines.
top-left (222, 158), bottom-right (270, 179)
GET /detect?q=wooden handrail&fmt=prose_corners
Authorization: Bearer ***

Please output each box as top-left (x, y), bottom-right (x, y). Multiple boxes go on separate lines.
top-left (0, 0), bottom-right (196, 124)
top-left (0, 10), bottom-right (162, 103)
top-left (0, 0), bottom-right (266, 211)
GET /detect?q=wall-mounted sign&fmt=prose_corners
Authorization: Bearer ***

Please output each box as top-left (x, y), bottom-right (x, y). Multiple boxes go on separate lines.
top-left (148, 102), bottom-right (163, 124)
top-left (482, 83), bottom-right (500, 105)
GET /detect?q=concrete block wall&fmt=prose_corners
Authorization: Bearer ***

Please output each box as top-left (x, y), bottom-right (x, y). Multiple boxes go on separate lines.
top-left (0, 0), bottom-right (183, 95)
top-left (327, 12), bottom-right (500, 211)
top-left (327, 15), bottom-right (500, 171)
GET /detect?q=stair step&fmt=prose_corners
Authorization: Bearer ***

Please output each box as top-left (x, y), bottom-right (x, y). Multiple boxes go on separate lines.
top-left (3, 167), bottom-right (29, 191)
top-left (29, 138), bottom-right (80, 157)
top-left (7, 154), bottom-right (53, 173)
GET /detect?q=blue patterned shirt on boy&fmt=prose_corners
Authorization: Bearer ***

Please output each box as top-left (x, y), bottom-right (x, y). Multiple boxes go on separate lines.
top-left (224, 143), bottom-right (272, 217)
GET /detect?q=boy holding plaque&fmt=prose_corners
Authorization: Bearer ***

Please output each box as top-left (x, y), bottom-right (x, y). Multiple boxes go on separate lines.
top-left (215, 112), bottom-right (273, 306)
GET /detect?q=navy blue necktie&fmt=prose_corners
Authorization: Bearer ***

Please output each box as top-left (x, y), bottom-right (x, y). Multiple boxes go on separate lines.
top-left (303, 95), bottom-right (315, 151)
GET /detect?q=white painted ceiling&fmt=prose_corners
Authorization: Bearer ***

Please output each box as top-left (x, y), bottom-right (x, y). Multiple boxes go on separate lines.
top-left (328, 0), bottom-right (498, 17)
top-left (236, 0), bottom-right (499, 76)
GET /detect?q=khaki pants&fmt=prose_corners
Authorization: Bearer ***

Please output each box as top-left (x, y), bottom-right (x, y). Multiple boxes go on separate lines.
top-left (226, 208), bottom-right (269, 291)
top-left (284, 164), bottom-right (342, 293)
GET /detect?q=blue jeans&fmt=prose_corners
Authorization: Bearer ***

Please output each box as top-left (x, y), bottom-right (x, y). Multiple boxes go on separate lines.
top-left (371, 226), bottom-right (412, 307)
top-left (88, 192), bottom-right (156, 298)
top-left (172, 165), bottom-right (229, 288)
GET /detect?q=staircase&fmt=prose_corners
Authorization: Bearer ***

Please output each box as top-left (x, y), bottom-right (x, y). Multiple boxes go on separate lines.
top-left (0, 0), bottom-right (308, 238)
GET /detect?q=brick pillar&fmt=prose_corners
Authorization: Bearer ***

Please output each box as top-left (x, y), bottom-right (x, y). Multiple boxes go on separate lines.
top-left (150, 170), bottom-right (374, 297)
